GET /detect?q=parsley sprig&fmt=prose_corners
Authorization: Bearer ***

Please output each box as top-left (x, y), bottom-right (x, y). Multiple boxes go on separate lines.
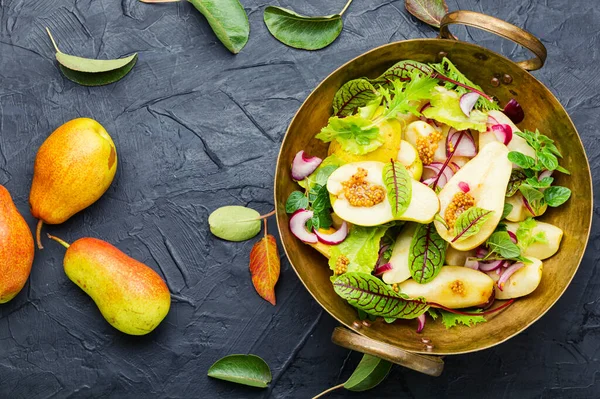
top-left (507, 129), bottom-right (571, 214)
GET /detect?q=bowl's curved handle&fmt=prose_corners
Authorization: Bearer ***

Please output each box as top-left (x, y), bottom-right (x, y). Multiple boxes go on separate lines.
top-left (439, 10), bottom-right (547, 71)
top-left (331, 327), bottom-right (444, 377)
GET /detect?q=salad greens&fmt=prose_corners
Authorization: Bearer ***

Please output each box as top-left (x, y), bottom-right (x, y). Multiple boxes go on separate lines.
top-left (429, 308), bottom-right (486, 328)
top-left (422, 87), bottom-right (488, 131)
top-left (333, 78), bottom-right (379, 117)
top-left (516, 218), bottom-right (548, 251)
top-left (452, 207), bottom-right (494, 242)
top-left (408, 223), bottom-right (447, 284)
top-left (329, 225), bottom-right (390, 274)
top-left (382, 160), bottom-right (412, 218)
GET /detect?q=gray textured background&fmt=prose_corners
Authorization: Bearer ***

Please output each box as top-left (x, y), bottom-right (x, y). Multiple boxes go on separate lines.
top-left (0, 0), bottom-right (598, 398)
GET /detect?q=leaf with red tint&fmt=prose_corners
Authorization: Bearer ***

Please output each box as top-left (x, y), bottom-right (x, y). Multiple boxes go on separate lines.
top-left (249, 234), bottom-right (280, 305)
top-left (405, 0), bottom-right (448, 28)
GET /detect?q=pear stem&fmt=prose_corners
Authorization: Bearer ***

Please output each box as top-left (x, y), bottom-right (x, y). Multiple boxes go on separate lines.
top-left (45, 27), bottom-right (60, 53)
top-left (46, 234), bottom-right (71, 249)
top-left (36, 220), bottom-right (44, 250)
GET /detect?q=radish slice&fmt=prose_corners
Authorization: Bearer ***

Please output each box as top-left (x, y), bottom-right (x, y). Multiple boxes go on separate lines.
top-left (498, 262), bottom-right (525, 290)
top-left (291, 151), bottom-right (322, 181)
top-left (479, 260), bottom-right (505, 272)
top-left (503, 99), bottom-right (525, 124)
top-left (419, 102), bottom-right (439, 127)
top-left (423, 162), bottom-right (454, 188)
top-left (289, 210), bottom-right (317, 243)
top-left (464, 257), bottom-right (479, 270)
top-left (507, 230), bottom-right (518, 243)
top-left (539, 170), bottom-right (553, 180)
top-left (447, 129), bottom-right (477, 157)
top-left (458, 181), bottom-right (470, 193)
top-left (422, 173), bottom-right (447, 188)
top-left (491, 124), bottom-right (513, 145)
top-left (314, 221), bottom-right (348, 245)
top-left (460, 92), bottom-right (480, 116)
top-left (374, 263), bottom-right (393, 276)
top-left (416, 314), bottom-right (426, 333)
top-left (488, 115), bottom-right (499, 125)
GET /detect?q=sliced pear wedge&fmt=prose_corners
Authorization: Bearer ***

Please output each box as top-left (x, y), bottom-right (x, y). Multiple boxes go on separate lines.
top-left (489, 258), bottom-right (543, 300)
top-left (381, 223), bottom-right (417, 285)
top-left (445, 246), bottom-right (475, 266)
top-left (505, 221), bottom-right (563, 260)
top-left (327, 161), bottom-right (439, 226)
top-left (435, 141), bottom-right (512, 251)
top-left (404, 121), bottom-right (446, 164)
top-left (480, 110), bottom-right (536, 159)
top-left (398, 266), bottom-right (494, 308)
top-left (505, 193), bottom-right (548, 222)
top-left (397, 140), bottom-right (423, 180)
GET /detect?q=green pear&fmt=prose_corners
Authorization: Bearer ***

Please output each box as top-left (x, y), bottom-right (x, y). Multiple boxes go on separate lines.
top-left (48, 235), bottom-right (170, 335)
top-left (0, 185), bottom-right (35, 303)
top-left (30, 118), bottom-right (117, 249)
top-left (381, 223), bottom-right (417, 285)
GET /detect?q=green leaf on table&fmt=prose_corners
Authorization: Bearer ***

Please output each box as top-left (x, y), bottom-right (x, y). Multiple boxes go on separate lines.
top-left (405, 0), bottom-right (448, 28)
top-left (208, 206), bottom-right (261, 241)
top-left (344, 354), bottom-right (392, 391)
top-left (46, 28), bottom-right (137, 86)
top-left (333, 78), bottom-right (379, 117)
top-left (333, 272), bottom-right (429, 319)
top-left (316, 115), bottom-right (383, 155)
top-left (329, 225), bottom-right (390, 274)
top-left (408, 223), bottom-right (447, 284)
top-left (452, 207), bottom-right (494, 242)
top-left (141, 0), bottom-right (250, 54)
top-left (263, 6), bottom-right (343, 51)
top-left (544, 186), bottom-right (572, 207)
top-left (285, 191), bottom-right (309, 213)
top-left (382, 160), bottom-right (412, 218)
top-left (207, 354), bottom-right (271, 388)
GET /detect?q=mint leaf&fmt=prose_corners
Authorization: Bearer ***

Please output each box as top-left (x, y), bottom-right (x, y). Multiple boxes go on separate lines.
top-left (508, 151), bottom-right (536, 169)
top-left (538, 151), bottom-right (559, 171)
top-left (452, 207), bottom-right (494, 242)
top-left (285, 191), bottom-right (308, 213)
top-left (382, 160), bottom-right (412, 218)
top-left (518, 184), bottom-right (544, 203)
top-left (525, 176), bottom-right (553, 189)
top-left (544, 186), bottom-right (572, 207)
top-left (487, 231), bottom-right (521, 259)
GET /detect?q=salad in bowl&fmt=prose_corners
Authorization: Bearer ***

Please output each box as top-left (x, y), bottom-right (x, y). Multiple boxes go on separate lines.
top-left (284, 58), bottom-right (571, 331)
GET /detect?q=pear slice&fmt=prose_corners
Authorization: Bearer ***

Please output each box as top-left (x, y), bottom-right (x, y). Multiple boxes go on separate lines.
top-left (489, 258), bottom-right (543, 300)
top-left (398, 266), bottom-right (494, 308)
top-left (505, 221), bottom-right (563, 260)
top-left (435, 141), bottom-right (512, 251)
top-left (327, 161), bottom-right (439, 226)
top-left (445, 246), bottom-right (475, 266)
top-left (397, 140), bottom-right (423, 180)
top-left (480, 110), bottom-right (536, 159)
top-left (505, 193), bottom-right (548, 222)
top-left (381, 223), bottom-right (417, 285)
top-left (404, 121), bottom-right (446, 163)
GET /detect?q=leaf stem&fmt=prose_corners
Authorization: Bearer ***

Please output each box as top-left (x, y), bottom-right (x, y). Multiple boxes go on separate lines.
top-left (339, 0), bottom-right (354, 16)
top-left (263, 217), bottom-right (268, 237)
top-left (45, 27), bottom-right (59, 53)
top-left (429, 299), bottom-right (515, 316)
top-left (432, 73), bottom-right (494, 101)
top-left (258, 210), bottom-right (276, 220)
top-left (312, 383), bottom-right (345, 399)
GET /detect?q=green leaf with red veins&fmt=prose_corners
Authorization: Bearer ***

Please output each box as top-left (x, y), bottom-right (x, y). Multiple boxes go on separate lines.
top-left (404, 0), bottom-right (448, 28)
top-left (408, 223), bottom-right (447, 284)
top-left (452, 207), bottom-right (494, 242)
top-left (382, 160), bottom-right (412, 218)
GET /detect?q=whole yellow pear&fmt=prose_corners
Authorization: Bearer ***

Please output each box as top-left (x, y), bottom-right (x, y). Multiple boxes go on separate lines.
top-left (48, 235), bottom-right (171, 335)
top-left (0, 185), bottom-right (35, 303)
top-left (30, 118), bottom-right (117, 248)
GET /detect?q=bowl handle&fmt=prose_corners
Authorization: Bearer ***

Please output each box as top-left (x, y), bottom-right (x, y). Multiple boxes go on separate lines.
top-left (439, 10), bottom-right (547, 71)
top-left (331, 327), bottom-right (444, 377)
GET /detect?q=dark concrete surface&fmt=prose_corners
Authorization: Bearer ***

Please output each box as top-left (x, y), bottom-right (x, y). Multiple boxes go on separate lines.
top-left (0, 0), bottom-right (598, 397)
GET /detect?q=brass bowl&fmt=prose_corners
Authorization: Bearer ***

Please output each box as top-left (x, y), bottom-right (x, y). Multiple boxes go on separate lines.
top-left (274, 11), bottom-right (593, 376)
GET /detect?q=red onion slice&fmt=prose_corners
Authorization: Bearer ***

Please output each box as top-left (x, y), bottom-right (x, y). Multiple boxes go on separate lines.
top-left (491, 124), bottom-right (513, 145)
top-left (416, 314), bottom-right (426, 333)
top-left (498, 262), bottom-right (525, 290)
top-left (503, 99), bottom-right (525, 124)
top-left (447, 129), bottom-right (477, 157)
top-left (522, 196), bottom-right (536, 216)
top-left (374, 262), bottom-right (393, 276)
top-left (479, 259), bottom-right (505, 272)
top-left (475, 247), bottom-right (489, 258)
top-left (458, 181), bottom-right (470, 193)
top-left (291, 151), bottom-right (322, 181)
top-left (464, 257), bottom-right (479, 270)
top-left (507, 230), bottom-right (518, 244)
top-left (460, 92), bottom-right (480, 116)
top-left (314, 221), bottom-right (348, 245)
top-left (289, 209), bottom-right (318, 243)
top-left (488, 115), bottom-right (499, 125)
top-left (449, 162), bottom-right (461, 173)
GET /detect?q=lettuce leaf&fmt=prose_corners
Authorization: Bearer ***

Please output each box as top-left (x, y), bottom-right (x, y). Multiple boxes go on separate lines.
top-left (422, 87), bottom-right (488, 132)
top-left (329, 225), bottom-right (390, 274)
top-left (516, 217), bottom-right (548, 251)
top-left (316, 115), bottom-right (384, 155)
top-left (380, 73), bottom-right (438, 118)
top-left (429, 309), bottom-right (486, 328)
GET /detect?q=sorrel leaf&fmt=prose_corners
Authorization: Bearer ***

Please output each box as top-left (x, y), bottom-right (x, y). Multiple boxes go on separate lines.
top-left (408, 223), bottom-right (447, 284)
top-left (333, 78), bottom-right (379, 117)
top-left (249, 234), bottom-right (280, 305)
top-left (46, 28), bottom-right (137, 86)
top-left (333, 272), bottom-right (429, 319)
top-left (452, 207), bottom-right (493, 242)
top-left (208, 206), bottom-right (261, 241)
top-left (207, 354), bottom-right (271, 388)
top-left (382, 160), bottom-right (412, 218)
top-left (373, 60), bottom-right (433, 90)
top-left (404, 0), bottom-right (448, 28)
top-left (344, 354), bottom-right (392, 391)
top-left (263, 6), bottom-right (343, 51)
